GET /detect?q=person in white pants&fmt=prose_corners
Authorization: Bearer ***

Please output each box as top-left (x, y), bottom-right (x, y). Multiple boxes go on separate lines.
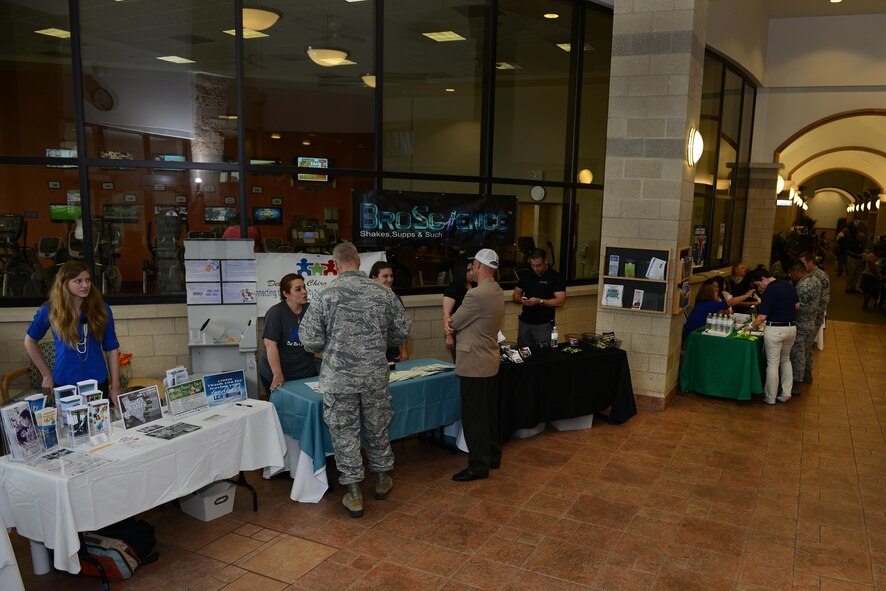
top-left (750, 270), bottom-right (799, 404)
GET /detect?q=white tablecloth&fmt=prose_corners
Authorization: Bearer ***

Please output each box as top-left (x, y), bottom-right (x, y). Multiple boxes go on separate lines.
top-left (0, 513), bottom-right (25, 591)
top-left (0, 400), bottom-right (285, 575)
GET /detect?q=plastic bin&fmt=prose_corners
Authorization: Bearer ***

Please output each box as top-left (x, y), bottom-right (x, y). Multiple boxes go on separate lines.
top-left (180, 481), bottom-right (235, 522)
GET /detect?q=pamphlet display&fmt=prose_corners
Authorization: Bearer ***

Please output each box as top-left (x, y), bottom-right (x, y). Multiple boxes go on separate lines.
top-left (65, 404), bottom-right (91, 448)
top-left (24, 392), bottom-right (46, 417)
top-left (80, 390), bottom-right (103, 405)
top-left (1, 401), bottom-right (43, 460)
top-left (203, 370), bottom-right (248, 407)
top-left (118, 385), bottom-right (164, 430)
top-left (599, 245), bottom-right (671, 314)
top-left (76, 379), bottom-right (98, 395)
top-left (34, 407), bottom-right (59, 450)
top-left (166, 378), bottom-right (210, 420)
top-left (88, 399), bottom-right (111, 444)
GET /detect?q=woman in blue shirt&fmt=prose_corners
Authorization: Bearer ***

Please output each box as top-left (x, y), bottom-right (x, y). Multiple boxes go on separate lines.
top-left (684, 278), bottom-right (756, 335)
top-left (24, 261), bottom-right (121, 404)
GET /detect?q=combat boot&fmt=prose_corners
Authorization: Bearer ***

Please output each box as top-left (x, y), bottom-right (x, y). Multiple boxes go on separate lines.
top-left (374, 472), bottom-right (393, 500)
top-left (342, 483), bottom-right (363, 518)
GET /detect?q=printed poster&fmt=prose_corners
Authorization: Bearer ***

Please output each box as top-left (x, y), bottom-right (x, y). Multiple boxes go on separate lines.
top-left (203, 370), bottom-right (248, 407)
top-left (166, 378), bottom-right (209, 420)
top-left (118, 385), bottom-right (164, 430)
top-left (692, 225), bottom-right (707, 267)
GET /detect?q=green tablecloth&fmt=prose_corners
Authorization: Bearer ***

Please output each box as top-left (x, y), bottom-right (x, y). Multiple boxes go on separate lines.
top-left (679, 329), bottom-right (765, 400)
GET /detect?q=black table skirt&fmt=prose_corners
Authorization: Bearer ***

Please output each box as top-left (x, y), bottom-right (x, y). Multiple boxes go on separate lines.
top-left (498, 346), bottom-right (637, 441)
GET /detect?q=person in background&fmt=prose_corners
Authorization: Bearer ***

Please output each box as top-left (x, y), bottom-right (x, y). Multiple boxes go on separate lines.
top-left (512, 248), bottom-right (566, 347)
top-left (258, 273), bottom-right (317, 396)
top-left (845, 230), bottom-right (865, 292)
top-left (787, 260), bottom-right (821, 398)
top-left (442, 259), bottom-right (474, 361)
top-left (750, 269), bottom-right (799, 405)
top-left (798, 251), bottom-right (830, 383)
top-left (222, 217), bottom-right (262, 252)
top-left (24, 261), bottom-right (121, 404)
top-left (861, 243), bottom-right (884, 311)
top-left (446, 248), bottom-right (505, 481)
top-left (816, 231), bottom-right (829, 267)
top-left (369, 261), bottom-right (409, 362)
top-left (834, 227), bottom-right (849, 277)
top-left (301, 244), bottom-right (411, 518)
top-left (728, 263), bottom-right (747, 295)
top-left (711, 276), bottom-right (732, 302)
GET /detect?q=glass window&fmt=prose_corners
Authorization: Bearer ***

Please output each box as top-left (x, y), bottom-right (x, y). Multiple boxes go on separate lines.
top-left (494, 0), bottom-right (573, 182)
top-left (0, 1), bottom-right (75, 157)
top-left (78, 0), bottom-right (238, 164)
top-left (577, 7), bottom-right (612, 188)
top-left (574, 188), bottom-right (604, 279)
top-left (383, 0), bottom-right (486, 177)
top-left (244, 1), bottom-right (375, 172)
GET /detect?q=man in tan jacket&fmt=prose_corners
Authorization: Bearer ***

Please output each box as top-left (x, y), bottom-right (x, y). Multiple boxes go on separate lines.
top-left (446, 248), bottom-right (505, 481)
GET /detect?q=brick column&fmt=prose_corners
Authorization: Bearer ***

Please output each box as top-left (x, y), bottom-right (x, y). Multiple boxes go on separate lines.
top-left (597, 0), bottom-right (708, 410)
top-left (741, 164), bottom-right (783, 268)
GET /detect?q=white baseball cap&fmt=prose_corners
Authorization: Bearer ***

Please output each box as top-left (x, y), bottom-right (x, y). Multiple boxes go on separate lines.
top-left (472, 248), bottom-right (500, 269)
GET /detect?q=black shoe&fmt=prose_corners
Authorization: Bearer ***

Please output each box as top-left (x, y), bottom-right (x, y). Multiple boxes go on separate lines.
top-left (490, 460), bottom-right (501, 469)
top-left (452, 468), bottom-right (488, 482)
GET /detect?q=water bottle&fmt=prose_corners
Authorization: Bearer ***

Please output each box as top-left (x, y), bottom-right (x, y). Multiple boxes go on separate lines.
top-left (550, 325), bottom-right (559, 348)
top-left (705, 313), bottom-right (713, 332)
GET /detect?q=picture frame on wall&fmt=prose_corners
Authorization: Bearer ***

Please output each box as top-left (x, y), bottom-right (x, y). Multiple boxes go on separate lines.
top-left (124, 194), bottom-right (137, 203)
top-left (224, 197), bottom-right (235, 205)
top-left (153, 184), bottom-right (166, 191)
top-left (271, 198), bottom-right (282, 205)
top-left (48, 181), bottom-right (61, 189)
top-left (101, 182), bottom-right (114, 190)
top-left (175, 195), bottom-right (187, 204)
top-left (251, 186), bottom-right (262, 194)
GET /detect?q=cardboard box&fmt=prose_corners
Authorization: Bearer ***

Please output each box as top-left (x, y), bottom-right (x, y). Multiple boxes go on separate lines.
top-left (180, 482), bottom-right (235, 522)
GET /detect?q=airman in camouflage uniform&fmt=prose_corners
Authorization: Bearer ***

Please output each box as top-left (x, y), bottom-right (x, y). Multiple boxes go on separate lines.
top-left (300, 243), bottom-right (411, 517)
top-left (799, 252), bottom-right (830, 383)
top-left (788, 260), bottom-right (821, 391)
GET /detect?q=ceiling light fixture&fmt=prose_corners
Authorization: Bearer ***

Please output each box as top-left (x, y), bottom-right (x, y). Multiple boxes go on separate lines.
top-left (830, 0), bottom-right (842, 3)
top-left (544, 13), bottom-right (559, 19)
top-left (270, 133), bottom-right (281, 139)
top-left (302, 140), bottom-right (311, 146)
top-left (306, 47), bottom-right (350, 67)
top-left (222, 28), bottom-right (269, 39)
top-left (867, 201), bottom-right (872, 210)
top-left (361, 74), bottom-right (376, 88)
top-left (556, 42), bottom-right (594, 52)
top-left (776, 175), bottom-right (785, 194)
top-left (578, 169), bottom-right (593, 184)
top-left (802, 202), bottom-right (809, 211)
top-left (34, 28), bottom-right (71, 39)
top-left (445, 88), bottom-right (455, 93)
top-left (242, 6), bottom-right (282, 31)
top-left (422, 31), bottom-right (466, 42)
top-left (687, 127), bottom-right (703, 166)
top-left (495, 62), bottom-right (521, 70)
top-left (156, 55), bottom-right (196, 64)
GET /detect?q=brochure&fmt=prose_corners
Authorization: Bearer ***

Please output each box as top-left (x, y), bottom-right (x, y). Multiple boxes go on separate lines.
top-left (645, 257), bottom-right (666, 280)
top-left (607, 254), bottom-right (620, 276)
top-left (24, 393), bottom-right (46, 418)
top-left (1, 401), bottom-right (43, 460)
top-left (632, 289), bottom-right (644, 310)
top-left (602, 284), bottom-right (624, 307)
top-left (138, 422), bottom-right (201, 440)
top-left (203, 370), bottom-right (248, 407)
top-left (26, 447), bottom-right (116, 478)
top-left (88, 399), bottom-right (111, 444)
top-left (65, 404), bottom-right (91, 448)
top-left (34, 407), bottom-right (59, 450)
top-left (166, 378), bottom-right (209, 420)
top-left (80, 390), bottom-right (103, 405)
top-left (53, 384), bottom-right (77, 403)
top-left (76, 379), bottom-right (99, 396)
top-left (118, 385), bottom-right (164, 430)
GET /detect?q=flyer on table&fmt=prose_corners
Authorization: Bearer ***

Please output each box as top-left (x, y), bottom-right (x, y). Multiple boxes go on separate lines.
top-left (203, 370), bottom-right (248, 406)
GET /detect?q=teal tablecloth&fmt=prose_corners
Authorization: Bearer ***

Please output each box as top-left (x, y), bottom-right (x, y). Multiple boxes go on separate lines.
top-left (270, 359), bottom-right (460, 472)
top-left (679, 330), bottom-right (765, 400)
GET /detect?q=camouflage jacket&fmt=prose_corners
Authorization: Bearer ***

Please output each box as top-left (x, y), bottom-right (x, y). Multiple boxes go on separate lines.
top-left (300, 270), bottom-right (411, 394)
top-left (811, 266), bottom-right (830, 324)
top-left (795, 273), bottom-right (821, 328)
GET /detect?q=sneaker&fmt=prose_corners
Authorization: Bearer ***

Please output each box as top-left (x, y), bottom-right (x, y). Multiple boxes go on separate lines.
top-left (374, 472), bottom-right (393, 500)
top-left (764, 398), bottom-right (776, 405)
top-left (776, 394), bottom-right (791, 403)
top-left (342, 483), bottom-right (363, 518)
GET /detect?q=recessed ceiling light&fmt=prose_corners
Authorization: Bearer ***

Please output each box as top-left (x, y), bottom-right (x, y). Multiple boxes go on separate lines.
top-left (830, 0), bottom-right (842, 3)
top-left (222, 29), bottom-right (269, 39)
top-left (556, 42), bottom-right (594, 52)
top-left (34, 28), bottom-right (71, 39)
top-left (270, 133), bottom-right (281, 139)
top-left (543, 13), bottom-right (559, 19)
top-left (302, 140), bottom-right (311, 146)
top-left (156, 55), bottom-right (196, 64)
top-left (422, 31), bottom-right (466, 42)
top-left (445, 88), bottom-right (455, 92)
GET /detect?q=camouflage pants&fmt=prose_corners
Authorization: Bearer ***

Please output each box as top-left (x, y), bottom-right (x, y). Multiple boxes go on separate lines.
top-left (790, 326), bottom-right (816, 382)
top-left (322, 387), bottom-right (394, 485)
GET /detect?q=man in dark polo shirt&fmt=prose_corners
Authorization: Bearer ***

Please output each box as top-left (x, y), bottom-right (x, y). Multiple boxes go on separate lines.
top-left (750, 269), bottom-right (799, 405)
top-left (512, 248), bottom-right (566, 347)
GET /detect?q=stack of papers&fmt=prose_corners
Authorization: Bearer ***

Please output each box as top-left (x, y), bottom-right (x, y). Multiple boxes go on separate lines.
top-left (389, 363), bottom-right (455, 383)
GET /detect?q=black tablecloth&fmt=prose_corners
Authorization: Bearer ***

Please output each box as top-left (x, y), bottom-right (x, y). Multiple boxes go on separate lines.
top-left (498, 345), bottom-right (636, 440)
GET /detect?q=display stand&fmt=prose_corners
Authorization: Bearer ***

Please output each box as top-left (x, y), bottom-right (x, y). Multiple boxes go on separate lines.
top-left (598, 246), bottom-right (671, 315)
top-left (673, 246), bottom-right (693, 314)
top-left (184, 239), bottom-right (259, 399)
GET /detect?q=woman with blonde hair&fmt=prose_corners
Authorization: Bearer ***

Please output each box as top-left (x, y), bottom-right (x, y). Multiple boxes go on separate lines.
top-left (24, 261), bottom-right (121, 404)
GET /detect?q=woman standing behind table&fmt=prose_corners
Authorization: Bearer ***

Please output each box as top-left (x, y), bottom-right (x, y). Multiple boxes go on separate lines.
top-left (258, 273), bottom-right (317, 395)
top-left (24, 261), bottom-right (121, 404)
top-left (369, 261), bottom-right (409, 362)
top-left (442, 259), bottom-right (474, 361)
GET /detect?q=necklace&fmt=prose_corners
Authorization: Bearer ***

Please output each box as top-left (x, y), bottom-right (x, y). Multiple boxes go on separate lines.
top-left (76, 322), bottom-right (89, 361)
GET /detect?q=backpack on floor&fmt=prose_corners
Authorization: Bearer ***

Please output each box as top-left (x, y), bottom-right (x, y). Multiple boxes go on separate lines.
top-left (79, 533), bottom-right (140, 581)
top-left (97, 518), bottom-right (158, 564)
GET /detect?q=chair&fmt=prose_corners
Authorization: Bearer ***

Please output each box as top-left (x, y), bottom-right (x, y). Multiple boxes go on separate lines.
top-left (1, 340), bottom-right (55, 404)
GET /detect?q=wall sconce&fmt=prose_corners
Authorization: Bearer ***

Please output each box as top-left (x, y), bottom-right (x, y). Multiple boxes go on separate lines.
top-left (577, 169), bottom-right (593, 184)
top-left (801, 202), bottom-right (808, 211)
top-left (687, 127), bottom-right (703, 166)
top-left (878, 196), bottom-right (882, 209)
top-left (867, 201), bottom-right (872, 210)
top-left (776, 175), bottom-right (785, 194)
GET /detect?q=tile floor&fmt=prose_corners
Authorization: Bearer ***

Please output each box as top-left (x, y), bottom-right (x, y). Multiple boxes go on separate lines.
top-left (12, 320), bottom-right (886, 590)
